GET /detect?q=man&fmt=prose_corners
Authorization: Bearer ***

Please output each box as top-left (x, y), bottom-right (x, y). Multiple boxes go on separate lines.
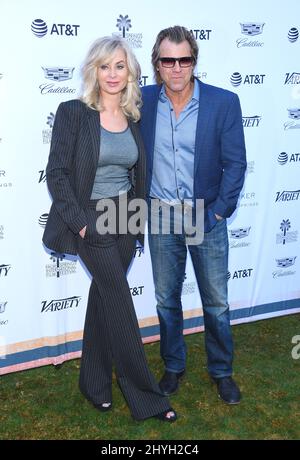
top-left (140, 26), bottom-right (246, 404)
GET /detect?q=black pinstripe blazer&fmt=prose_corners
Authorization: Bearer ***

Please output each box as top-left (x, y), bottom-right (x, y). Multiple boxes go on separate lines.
top-left (43, 99), bottom-right (146, 255)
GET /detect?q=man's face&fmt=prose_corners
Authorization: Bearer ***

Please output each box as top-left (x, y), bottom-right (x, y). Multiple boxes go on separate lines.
top-left (157, 38), bottom-right (194, 93)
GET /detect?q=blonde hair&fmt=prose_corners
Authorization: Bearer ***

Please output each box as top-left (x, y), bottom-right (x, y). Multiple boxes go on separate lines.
top-left (80, 36), bottom-right (142, 121)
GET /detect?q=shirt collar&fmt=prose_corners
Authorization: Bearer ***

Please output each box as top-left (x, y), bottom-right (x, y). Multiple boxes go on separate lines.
top-left (159, 78), bottom-right (200, 103)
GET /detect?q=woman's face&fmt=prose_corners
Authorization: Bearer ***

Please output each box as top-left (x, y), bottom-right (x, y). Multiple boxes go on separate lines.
top-left (97, 48), bottom-right (129, 97)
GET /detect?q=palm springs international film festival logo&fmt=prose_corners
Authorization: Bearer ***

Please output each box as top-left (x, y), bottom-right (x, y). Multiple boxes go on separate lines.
top-left (230, 72), bottom-right (266, 87)
top-left (40, 67), bottom-right (76, 95)
top-left (42, 112), bottom-right (55, 144)
top-left (236, 22), bottom-right (265, 47)
top-left (284, 108), bottom-right (300, 130)
top-left (114, 15), bottom-right (142, 48)
top-left (273, 257), bottom-right (297, 279)
top-left (229, 227), bottom-right (251, 248)
top-left (276, 219), bottom-right (298, 245)
top-left (45, 252), bottom-right (77, 278)
top-left (31, 19), bottom-right (80, 37)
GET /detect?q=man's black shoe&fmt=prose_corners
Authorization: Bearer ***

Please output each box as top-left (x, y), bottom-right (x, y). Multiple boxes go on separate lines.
top-left (213, 376), bottom-right (241, 405)
top-left (159, 370), bottom-right (185, 396)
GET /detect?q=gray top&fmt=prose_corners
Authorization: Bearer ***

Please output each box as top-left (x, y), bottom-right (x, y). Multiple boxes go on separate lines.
top-left (91, 125), bottom-right (138, 199)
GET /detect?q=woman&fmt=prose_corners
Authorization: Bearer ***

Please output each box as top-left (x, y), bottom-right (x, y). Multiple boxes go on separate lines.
top-left (43, 36), bottom-right (177, 422)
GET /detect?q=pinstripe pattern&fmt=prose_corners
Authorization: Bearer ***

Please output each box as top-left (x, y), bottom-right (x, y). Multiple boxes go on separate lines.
top-left (43, 99), bottom-right (146, 254)
top-left (43, 99), bottom-right (170, 420)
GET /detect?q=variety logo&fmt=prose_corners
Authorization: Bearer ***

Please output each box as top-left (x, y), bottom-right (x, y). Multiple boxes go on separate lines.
top-left (228, 268), bottom-right (253, 279)
top-left (31, 19), bottom-right (80, 37)
top-left (242, 115), bottom-right (262, 127)
top-left (230, 72), bottom-right (266, 86)
top-left (39, 213), bottom-right (48, 228)
top-left (237, 22), bottom-right (265, 47)
top-left (0, 302), bottom-right (7, 314)
top-left (190, 28), bottom-right (212, 40)
top-left (284, 108), bottom-right (300, 130)
top-left (284, 72), bottom-right (300, 84)
top-left (41, 296), bottom-right (81, 313)
top-left (275, 190), bottom-right (300, 202)
top-left (114, 15), bottom-right (142, 48)
top-left (42, 112), bottom-right (55, 144)
top-left (0, 264), bottom-right (11, 277)
top-left (276, 219), bottom-right (298, 245)
top-left (273, 257), bottom-right (297, 279)
top-left (277, 151), bottom-right (300, 164)
top-left (229, 227), bottom-right (251, 249)
top-left (38, 170), bottom-right (46, 184)
top-left (46, 252), bottom-right (77, 278)
top-left (288, 27), bottom-right (299, 43)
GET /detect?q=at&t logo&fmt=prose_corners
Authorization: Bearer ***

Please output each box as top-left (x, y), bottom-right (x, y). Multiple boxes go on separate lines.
top-left (31, 19), bottom-right (80, 37)
top-left (277, 151), bottom-right (300, 165)
top-left (230, 72), bottom-right (266, 87)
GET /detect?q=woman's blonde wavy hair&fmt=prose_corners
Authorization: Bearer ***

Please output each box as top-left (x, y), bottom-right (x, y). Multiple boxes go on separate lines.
top-left (80, 36), bottom-right (142, 122)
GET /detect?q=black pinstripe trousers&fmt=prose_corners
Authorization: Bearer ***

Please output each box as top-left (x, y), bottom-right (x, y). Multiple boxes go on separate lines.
top-left (77, 196), bottom-right (170, 420)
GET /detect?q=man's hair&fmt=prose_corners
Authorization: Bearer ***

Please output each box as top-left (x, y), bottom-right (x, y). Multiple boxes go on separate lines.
top-left (151, 25), bottom-right (198, 84)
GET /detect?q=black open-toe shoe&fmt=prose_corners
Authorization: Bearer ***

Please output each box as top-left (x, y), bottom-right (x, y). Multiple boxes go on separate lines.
top-left (93, 402), bottom-right (112, 412)
top-left (155, 408), bottom-right (177, 422)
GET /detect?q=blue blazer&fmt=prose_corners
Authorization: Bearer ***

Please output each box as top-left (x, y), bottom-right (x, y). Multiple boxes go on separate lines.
top-left (140, 79), bottom-right (247, 232)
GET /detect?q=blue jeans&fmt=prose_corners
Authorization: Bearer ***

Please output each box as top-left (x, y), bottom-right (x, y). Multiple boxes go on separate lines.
top-left (148, 205), bottom-right (233, 378)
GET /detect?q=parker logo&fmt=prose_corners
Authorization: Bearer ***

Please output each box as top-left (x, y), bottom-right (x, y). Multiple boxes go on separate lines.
top-left (41, 296), bottom-right (81, 313)
top-left (114, 15), bottom-right (142, 48)
top-left (42, 67), bottom-right (74, 82)
top-left (31, 19), bottom-right (80, 37)
top-left (242, 115), bottom-right (262, 127)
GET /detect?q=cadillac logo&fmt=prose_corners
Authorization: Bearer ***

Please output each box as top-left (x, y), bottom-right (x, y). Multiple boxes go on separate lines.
top-left (42, 67), bottom-right (75, 82)
top-left (276, 257), bottom-right (297, 268)
top-left (240, 23), bottom-right (265, 36)
top-left (288, 108), bottom-right (300, 120)
top-left (229, 227), bottom-right (251, 239)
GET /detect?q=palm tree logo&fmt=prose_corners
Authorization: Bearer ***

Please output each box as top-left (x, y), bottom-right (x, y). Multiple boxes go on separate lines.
top-left (50, 252), bottom-right (65, 277)
top-left (280, 219), bottom-right (291, 244)
top-left (116, 15), bottom-right (132, 38)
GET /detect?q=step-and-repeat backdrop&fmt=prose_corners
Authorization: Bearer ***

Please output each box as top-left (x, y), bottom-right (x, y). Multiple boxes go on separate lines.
top-left (1, 0), bottom-right (300, 374)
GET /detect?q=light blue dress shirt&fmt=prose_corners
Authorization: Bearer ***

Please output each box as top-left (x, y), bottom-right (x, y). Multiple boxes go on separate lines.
top-left (150, 79), bottom-right (200, 203)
